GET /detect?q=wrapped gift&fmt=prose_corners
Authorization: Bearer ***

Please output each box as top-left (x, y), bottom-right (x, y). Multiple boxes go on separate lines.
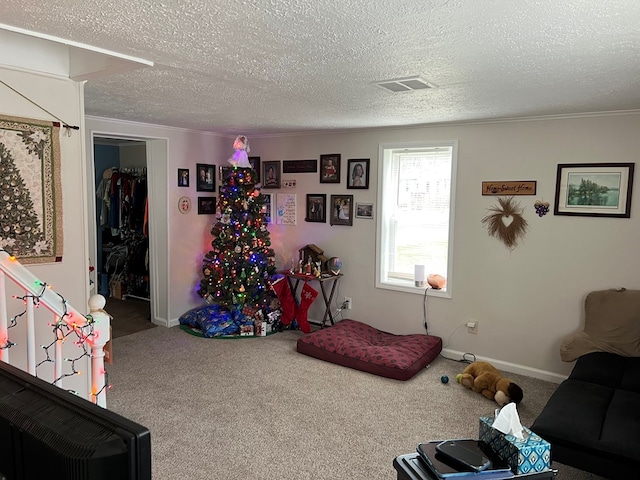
top-left (479, 416), bottom-right (551, 474)
top-left (239, 324), bottom-right (254, 336)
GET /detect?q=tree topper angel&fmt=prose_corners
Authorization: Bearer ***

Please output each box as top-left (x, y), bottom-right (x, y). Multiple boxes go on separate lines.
top-left (227, 135), bottom-right (252, 168)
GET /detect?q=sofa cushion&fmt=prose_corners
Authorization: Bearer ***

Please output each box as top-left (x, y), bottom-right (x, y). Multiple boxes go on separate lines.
top-left (532, 352), bottom-right (640, 470)
top-left (296, 319), bottom-right (442, 381)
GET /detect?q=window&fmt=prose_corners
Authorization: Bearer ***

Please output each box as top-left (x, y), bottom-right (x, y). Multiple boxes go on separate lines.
top-left (376, 141), bottom-right (457, 296)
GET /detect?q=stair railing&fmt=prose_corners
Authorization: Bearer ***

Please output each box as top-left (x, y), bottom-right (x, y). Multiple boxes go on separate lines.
top-left (0, 250), bottom-right (110, 407)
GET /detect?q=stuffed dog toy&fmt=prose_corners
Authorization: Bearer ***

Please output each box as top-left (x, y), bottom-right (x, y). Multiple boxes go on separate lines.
top-left (456, 361), bottom-right (523, 406)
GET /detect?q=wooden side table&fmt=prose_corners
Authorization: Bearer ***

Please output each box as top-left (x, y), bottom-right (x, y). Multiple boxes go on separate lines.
top-left (283, 272), bottom-right (343, 328)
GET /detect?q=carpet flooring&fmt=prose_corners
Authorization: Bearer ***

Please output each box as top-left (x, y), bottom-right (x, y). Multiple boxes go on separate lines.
top-left (104, 297), bottom-right (156, 339)
top-left (106, 326), bottom-right (605, 480)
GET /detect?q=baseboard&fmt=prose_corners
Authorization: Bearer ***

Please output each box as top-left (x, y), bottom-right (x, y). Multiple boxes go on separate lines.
top-left (441, 348), bottom-right (568, 384)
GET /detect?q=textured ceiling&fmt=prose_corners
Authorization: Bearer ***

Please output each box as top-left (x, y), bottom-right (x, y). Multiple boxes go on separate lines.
top-left (2, 0), bottom-right (640, 135)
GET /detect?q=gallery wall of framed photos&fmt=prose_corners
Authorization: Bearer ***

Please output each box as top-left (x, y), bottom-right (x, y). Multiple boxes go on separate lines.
top-left (175, 151), bottom-right (372, 227)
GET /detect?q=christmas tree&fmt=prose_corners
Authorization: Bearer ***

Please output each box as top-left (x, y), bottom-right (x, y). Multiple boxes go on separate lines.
top-left (0, 144), bottom-right (46, 254)
top-left (197, 136), bottom-right (278, 327)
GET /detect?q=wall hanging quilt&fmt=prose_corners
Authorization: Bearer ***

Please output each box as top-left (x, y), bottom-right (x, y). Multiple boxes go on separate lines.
top-left (0, 114), bottom-right (62, 263)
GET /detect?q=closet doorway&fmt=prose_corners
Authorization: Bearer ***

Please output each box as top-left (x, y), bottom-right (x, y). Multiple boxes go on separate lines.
top-left (93, 136), bottom-right (154, 339)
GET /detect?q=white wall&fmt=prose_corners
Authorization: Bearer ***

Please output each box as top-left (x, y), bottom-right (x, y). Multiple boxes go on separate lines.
top-left (249, 113), bottom-right (640, 380)
top-left (0, 66), bottom-right (90, 395)
top-left (84, 112), bottom-right (640, 381)
top-left (84, 116), bottom-right (229, 326)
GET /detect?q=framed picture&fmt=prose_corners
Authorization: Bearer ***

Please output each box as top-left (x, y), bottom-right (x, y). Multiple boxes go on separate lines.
top-left (196, 163), bottom-right (216, 191)
top-left (320, 154), bottom-right (341, 183)
top-left (262, 193), bottom-right (273, 224)
top-left (262, 161), bottom-right (281, 189)
top-left (178, 168), bottom-right (189, 187)
top-left (197, 196), bottom-right (217, 215)
top-left (355, 202), bottom-right (374, 219)
top-left (219, 165), bottom-right (232, 181)
top-left (283, 159), bottom-right (317, 173)
top-left (347, 158), bottom-right (370, 189)
top-left (554, 163), bottom-right (635, 218)
top-left (248, 156), bottom-right (261, 181)
top-left (305, 194), bottom-right (326, 223)
top-left (330, 194), bottom-right (353, 226)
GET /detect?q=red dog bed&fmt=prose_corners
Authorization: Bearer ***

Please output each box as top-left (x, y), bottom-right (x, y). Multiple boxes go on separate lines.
top-left (296, 319), bottom-right (442, 381)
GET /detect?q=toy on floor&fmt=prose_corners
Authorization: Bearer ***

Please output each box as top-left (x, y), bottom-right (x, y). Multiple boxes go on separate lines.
top-left (456, 361), bottom-right (523, 406)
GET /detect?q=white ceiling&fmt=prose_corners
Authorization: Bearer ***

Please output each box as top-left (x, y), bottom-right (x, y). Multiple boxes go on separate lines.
top-left (2, 0), bottom-right (640, 135)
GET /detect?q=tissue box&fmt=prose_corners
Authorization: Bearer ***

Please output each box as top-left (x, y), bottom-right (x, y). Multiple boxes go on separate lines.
top-left (479, 416), bottom-right (551, 474)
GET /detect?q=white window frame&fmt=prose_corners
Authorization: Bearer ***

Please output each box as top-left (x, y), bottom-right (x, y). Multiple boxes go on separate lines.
top-left (375, 140), bottom-right (457, 298)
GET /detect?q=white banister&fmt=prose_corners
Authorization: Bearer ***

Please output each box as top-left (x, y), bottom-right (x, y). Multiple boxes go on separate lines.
top-left (0, 251), bottom-right (110, 405)
top-left (26, 296), bottom-right (35, 375)
top-left (88, 295), bottom-right (110, 407)
top-left (0, 271), bottom-right (8, 363)
top-left (54, 314), bottom-right (63, 388)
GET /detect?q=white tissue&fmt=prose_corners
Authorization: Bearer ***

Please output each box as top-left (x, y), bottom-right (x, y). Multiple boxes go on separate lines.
top-left (492, 403), bottom-right (525, 441)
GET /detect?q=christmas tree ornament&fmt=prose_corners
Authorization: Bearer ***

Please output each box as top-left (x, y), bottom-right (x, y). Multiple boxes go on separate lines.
top-left (227, 135), bottom-right (252, 168)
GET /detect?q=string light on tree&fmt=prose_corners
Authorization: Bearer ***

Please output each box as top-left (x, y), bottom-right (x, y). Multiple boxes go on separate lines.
top-left (197, 136), bottom-right (279, 335)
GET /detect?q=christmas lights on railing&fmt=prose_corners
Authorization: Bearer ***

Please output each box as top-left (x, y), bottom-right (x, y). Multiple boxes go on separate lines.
top-left (92, 370), bottom-right (112, 399)
top-left (1, 249), bottom-right (99, 388)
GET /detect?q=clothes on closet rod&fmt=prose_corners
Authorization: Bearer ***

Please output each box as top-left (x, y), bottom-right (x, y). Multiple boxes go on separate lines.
top-left (98, 167), bottom-right (150, 300)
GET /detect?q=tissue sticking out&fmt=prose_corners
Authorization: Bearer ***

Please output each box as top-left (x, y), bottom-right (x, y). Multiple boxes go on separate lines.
top-left (493, 403), bottom-right (526, 441)
top-left (456, 361), bottom-right (524, 406)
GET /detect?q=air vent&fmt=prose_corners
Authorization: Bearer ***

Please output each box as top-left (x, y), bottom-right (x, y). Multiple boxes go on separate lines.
top-left (375, 76), bottom-right (437, 92)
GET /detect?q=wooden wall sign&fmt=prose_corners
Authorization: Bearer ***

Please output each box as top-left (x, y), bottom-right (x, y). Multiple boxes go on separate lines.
top-left (482, 181), bottom-right (536, 196)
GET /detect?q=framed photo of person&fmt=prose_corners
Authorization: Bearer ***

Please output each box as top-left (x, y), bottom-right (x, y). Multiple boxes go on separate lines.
top-left (197, 196), bottom-right (217, 215)
top-left (248, 156), bottom-right (261, 182)
top-left (262, 161), bottom-right (281, 189)
top-left (178, 168), bottom-right (190, 187)
top-left (262, 193), bottom-right (273, 224)
top-left (347, 158), bottom-right (370, 189)
top-left (196, 163), bottom-right (216, 191)
top-left (330, 194), bottom-right (353, 226)
top-left (305, 194), bottom-right (326, 223)
top-left (320, 154), bottom-right (341, 184)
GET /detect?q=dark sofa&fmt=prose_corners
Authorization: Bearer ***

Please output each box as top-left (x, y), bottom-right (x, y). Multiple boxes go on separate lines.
top-left (531, 289), bottom-right (640, 479)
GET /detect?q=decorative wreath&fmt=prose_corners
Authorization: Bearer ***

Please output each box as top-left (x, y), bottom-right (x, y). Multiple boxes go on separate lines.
top-left (481, 197), bottom-right (528, 250)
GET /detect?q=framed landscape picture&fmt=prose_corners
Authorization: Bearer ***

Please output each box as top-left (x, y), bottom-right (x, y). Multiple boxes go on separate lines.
top-left (356, 202), bottom-right (373, 219)
top-left (320, 154), bottom-right (341, 184)
top-left (554, 163), bottom-right (634, 218)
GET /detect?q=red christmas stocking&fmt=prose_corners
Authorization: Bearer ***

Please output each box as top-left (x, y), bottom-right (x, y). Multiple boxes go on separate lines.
top-left (296, 282), bottom-right (318, 334)
top-left (271, 277), bottom-right (297, 325)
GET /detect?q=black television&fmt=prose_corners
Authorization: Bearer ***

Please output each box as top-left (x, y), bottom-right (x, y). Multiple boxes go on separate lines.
top-left (0, 360), bottom-right (151, 480)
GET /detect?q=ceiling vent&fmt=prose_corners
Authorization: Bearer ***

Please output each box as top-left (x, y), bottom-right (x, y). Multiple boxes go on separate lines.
top-left (375, 76), bottom-right (437, 92)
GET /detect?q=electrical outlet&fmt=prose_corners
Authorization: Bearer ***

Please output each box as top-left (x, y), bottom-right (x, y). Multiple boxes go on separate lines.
top-left (344, 297), bottom-right (352, 310)
top-left (466, 321), bottom-right (478, 334)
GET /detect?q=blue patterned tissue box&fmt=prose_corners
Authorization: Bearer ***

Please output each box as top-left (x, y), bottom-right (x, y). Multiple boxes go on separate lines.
top-left (479, 416), bottom-right (551, 474)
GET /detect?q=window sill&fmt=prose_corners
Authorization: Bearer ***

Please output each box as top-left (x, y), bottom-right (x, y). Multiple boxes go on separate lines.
top-left (375, 281), bottom-right (451, 299)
